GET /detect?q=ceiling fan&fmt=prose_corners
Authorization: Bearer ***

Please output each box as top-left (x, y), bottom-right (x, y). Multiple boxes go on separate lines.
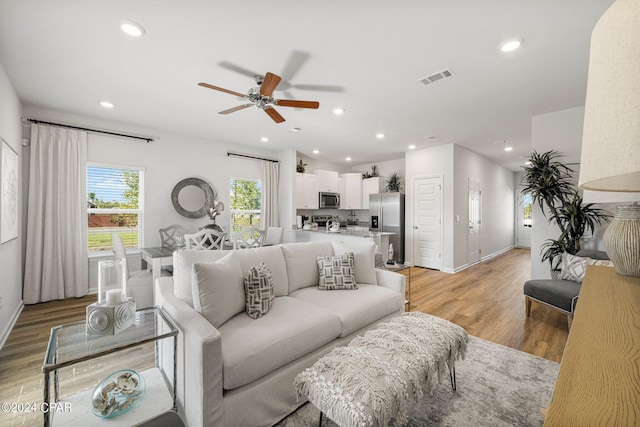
top-left (198, 72), bottom-right (320, 123)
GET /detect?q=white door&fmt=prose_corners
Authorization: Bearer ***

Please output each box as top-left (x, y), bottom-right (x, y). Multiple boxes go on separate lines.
top-left (468, 177), bottom-right (482, 265)
top-left (516, 191), bottom-right (532, 248)
top-left (412, 177), bottom-right (442, 269)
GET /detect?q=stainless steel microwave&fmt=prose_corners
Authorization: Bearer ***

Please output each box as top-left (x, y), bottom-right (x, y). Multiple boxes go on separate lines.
top-left (319, 192), bottom-right (340, 209)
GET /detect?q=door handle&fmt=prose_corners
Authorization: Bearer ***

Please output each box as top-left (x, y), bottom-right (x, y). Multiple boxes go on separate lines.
top-left (413, 226), bottom-right (418, 229)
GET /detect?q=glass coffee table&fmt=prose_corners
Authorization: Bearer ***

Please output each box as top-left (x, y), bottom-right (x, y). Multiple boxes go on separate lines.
top-left (42, 307), bottom-right (178, 426)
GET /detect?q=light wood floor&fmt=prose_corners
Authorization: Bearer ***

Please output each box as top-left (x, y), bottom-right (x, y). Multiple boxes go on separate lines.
top-left (0, 247), bottom-right (567, 426)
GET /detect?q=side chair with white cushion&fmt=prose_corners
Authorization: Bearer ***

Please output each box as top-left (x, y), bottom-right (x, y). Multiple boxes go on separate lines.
top-left (184, 228), bottom-right (227, 250)
top-left (231, 227), bottom-right (265, 249)
top-left (112, 233), bottom-right (169, 309)
top-left (264, 226), bottom-right (284, 246)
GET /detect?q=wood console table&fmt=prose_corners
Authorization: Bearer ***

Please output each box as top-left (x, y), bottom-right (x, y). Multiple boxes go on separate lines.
top-left (544, 266), bottom-right (640, 426)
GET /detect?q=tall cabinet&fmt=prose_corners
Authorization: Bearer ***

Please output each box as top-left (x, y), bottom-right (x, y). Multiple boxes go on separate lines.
top-left (362, 177), bottom-right (384, 209)
top-left (339, 173), bottom-right (363, 210)
top-left (296, 173), bottom-right (319, 209)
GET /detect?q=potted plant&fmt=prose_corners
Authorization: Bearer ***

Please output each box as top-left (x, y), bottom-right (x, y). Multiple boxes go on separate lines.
top-left (385, 172), bottom-right (402, 192)
top-left (521, 150), bottom-right (609, 275)
top-left (296, 159), bottom-right (307, 173)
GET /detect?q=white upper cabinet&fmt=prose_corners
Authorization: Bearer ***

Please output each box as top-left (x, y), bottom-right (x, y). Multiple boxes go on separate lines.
top-left (315, 170), bottom-right (339, 193)
top-left (339, 173), bottom-right (363, 210)
top-left (296, 173), bottom-right (319, 209)
top-left (362, 177), bottom-right (383, 209)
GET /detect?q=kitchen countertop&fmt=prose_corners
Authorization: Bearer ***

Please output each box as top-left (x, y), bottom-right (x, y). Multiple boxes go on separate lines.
top-left (292, 229), bottom-right (395, 237)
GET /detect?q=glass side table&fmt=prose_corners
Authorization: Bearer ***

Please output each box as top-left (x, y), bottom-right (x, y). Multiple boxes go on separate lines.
top-left (385, 263), bottom-right (411, 311)
top-left (42, 307), bottom-right (178, 427)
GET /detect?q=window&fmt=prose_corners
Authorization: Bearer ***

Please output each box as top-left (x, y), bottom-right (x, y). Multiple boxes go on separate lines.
top-left (230, 178), bottom-right (261, 232)
top-left (87, 164), bottom-right (144, 252)
top-left (522, 194), bottom-right (533, 227)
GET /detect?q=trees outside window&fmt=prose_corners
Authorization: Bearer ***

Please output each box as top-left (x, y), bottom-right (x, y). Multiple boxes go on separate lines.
top-left (230, 178), bottom-right (261, 232)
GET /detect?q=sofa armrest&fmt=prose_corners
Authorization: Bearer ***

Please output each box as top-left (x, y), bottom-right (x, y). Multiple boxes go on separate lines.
top-left (156, 277), bottom-right (223, 427)
top-left (375, 268), bottom-right (405, 297)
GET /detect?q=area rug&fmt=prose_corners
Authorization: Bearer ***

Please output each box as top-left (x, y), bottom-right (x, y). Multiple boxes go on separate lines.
top-left (275, 336), bottom-right (559, 427)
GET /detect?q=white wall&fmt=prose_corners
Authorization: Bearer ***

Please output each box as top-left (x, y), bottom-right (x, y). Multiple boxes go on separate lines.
top-left (530, 106), bottom-right (584, 279)
top-left (0, 61), bottom-right (23, 348)
top-left (453, 145), bottom-right (515, 269)
top-left (350, 158), bottom-right (405, 190)
top-left (22, 106), bottom-right (282, 247)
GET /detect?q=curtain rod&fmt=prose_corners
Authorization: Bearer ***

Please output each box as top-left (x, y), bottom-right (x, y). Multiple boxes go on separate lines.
top-left (24, 118), bottom-right (156, 143)
top-left (226, 151), bottom-right (279, 163)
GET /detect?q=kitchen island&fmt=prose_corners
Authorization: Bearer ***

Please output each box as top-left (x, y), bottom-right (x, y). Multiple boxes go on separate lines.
top-left (284, 228), bottom-right (396, 262)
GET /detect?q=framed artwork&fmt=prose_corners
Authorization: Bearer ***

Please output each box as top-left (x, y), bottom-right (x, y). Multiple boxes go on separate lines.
top-left (1, 137), bottom-right (18, 243)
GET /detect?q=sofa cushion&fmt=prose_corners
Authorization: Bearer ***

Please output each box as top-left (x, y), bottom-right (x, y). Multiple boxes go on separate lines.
top-left (317, 253), bottom-right (358, 290)
top-left (281, 242), bottom-right (335, 293)
top-left (290, 284), bottom-right (404, 337)
top-left (244, 262), bottom-right (275, 319)
top-left (332, 241), bottom-right (377, 285)
top-left (523, 279), bottom-right (581, 312)
top-left (231, 245), bottom-right (289, 297)
top-left (219, 296), bottom-right (341, 390)
top-left (174, 249), bottom-right (230, 306)
top-left (191, 253), bottom-right (245, 328)
top-left (561, 252), bottom-right (614, 283)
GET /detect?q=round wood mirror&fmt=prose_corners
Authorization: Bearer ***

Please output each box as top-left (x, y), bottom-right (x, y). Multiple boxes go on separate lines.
top-left (171, 177), bottom-right (216, 219)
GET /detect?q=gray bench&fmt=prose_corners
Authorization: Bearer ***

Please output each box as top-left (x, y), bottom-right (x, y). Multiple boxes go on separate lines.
top-left (524, 249), bottom-right (609, 329)
top-left (295, 312), bottom-right (468, 427)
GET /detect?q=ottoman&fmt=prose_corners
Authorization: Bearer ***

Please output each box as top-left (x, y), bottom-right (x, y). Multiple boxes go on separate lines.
top-left (294, 312), bottom-right (468, 427)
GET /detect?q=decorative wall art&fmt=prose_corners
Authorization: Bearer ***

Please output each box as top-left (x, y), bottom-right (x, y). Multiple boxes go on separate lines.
top-left (1, 138), bottom-right (18, 244)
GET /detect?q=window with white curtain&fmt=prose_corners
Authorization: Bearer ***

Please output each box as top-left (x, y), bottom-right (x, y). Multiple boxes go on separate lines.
top-left (230, 178), bottom-right (262, 232)
top-left (87, 163), bottom-right (144, 252)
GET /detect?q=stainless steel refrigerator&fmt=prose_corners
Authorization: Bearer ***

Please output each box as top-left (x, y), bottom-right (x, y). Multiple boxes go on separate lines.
top-left (369, 193), bottom-right (405, 264)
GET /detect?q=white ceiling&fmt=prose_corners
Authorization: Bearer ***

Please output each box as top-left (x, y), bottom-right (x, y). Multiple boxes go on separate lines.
top-left (0, 0), bottom-right (613, 171)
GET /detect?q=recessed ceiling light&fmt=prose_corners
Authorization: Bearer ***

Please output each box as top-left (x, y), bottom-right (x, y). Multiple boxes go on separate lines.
top-left (500, 38), bottom-right (524, 52)
top-left (345, 157), bottom-right (352, 161)
top-left (121, 20), bottom-right (146, 37)
top-left (100, 101), bottom-right (114, 109)
top-left (312, 149), bottom-right (319, 154)
top-left (333, 108), bottom-right (345, 115)
top-left (504, 146), bottom-right (513, 152)
top-left (260, 137), bottom-right (269, 142)
top-left (376, 133), bottom-right (385, 139)
top-left (408, 145), bottom-right (416, 150)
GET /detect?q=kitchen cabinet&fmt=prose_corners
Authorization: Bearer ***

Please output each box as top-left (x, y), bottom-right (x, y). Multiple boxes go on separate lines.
top-left (339, 173), bottom-right (363, 210)
top-left (315, 170), bottom-right (339, 193)
top-left (362, 177), bottom-right (384, 209)
top-left (296, 173), bottom-right (319, 209)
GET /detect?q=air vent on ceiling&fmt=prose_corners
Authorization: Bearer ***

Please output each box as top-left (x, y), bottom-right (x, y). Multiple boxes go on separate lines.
top-left (425, 135), bottom-right (440, 141)
top-left (418, 68), bottom-right (456, 86)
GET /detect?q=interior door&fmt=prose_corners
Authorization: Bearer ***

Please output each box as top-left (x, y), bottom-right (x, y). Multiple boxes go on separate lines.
top-left (468, 177), bottom-right (482, 265)
top-left (412, 177), bottom-right (442, 269)
top-left (516, 191), bottom-right (532, 248)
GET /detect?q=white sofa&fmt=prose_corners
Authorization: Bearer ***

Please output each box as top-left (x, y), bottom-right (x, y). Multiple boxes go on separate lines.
top-left (155, 241), bottom-right (405, 427)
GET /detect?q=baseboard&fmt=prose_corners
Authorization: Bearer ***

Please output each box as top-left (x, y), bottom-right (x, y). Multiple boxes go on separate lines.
top-left (0, 302), bottom-right (24, 351)
top-left (481, 246), bottom-right (514, 263)
top-left (441, 246), bottom-right (515, 275)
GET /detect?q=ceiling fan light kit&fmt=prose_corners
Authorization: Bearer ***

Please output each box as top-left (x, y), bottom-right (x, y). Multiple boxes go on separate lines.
top-left (198, 71), bottom-right (319, 123)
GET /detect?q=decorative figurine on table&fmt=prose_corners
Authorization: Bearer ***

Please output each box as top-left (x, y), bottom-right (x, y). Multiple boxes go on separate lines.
top-left (387, 243), bottom-right (395, 265)
top-left (203, 199), bottom-right (225, 233)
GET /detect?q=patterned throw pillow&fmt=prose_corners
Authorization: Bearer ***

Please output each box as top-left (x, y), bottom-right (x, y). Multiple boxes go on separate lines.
top-left (560, 253), bottom-right (614, 283)
top-left (316, 253), bottom-right (358, 290)
top-left (243, 262), bottom-right (275, 319)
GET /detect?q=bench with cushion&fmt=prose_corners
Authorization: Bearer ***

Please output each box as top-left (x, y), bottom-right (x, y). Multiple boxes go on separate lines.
top-left (523, 249), bottom-right (611, 329)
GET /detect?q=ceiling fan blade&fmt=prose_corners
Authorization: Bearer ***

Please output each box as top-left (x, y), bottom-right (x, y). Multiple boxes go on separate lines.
top-left (260, 72), bottom-right (282, 97)
top-left (218, 61), bottom-right (260, 79)
top-left (276, 99), bottom-right (320, 109)
top-left (280, 50), bottom-right (310, 81)
top-left (264, 107), bottom-right (285, 123)
top-left (219, 104), bottom-right (253, 115)
top-left (198, 82), bottom-right (246, 98)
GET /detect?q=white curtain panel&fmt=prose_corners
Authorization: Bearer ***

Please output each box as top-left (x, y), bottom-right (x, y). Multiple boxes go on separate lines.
top-left (261, 160), bottom-right (279, 228)
top-left (23, 124), bottom-right (88, 304)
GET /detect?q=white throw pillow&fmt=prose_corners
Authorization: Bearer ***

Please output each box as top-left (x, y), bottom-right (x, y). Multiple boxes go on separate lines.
top-left (332, 241), bottom-right (378, 285)
top-left (560, 252), bottom-right (614, 283)
top-left (191, 252), bottom-right (245, 328)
